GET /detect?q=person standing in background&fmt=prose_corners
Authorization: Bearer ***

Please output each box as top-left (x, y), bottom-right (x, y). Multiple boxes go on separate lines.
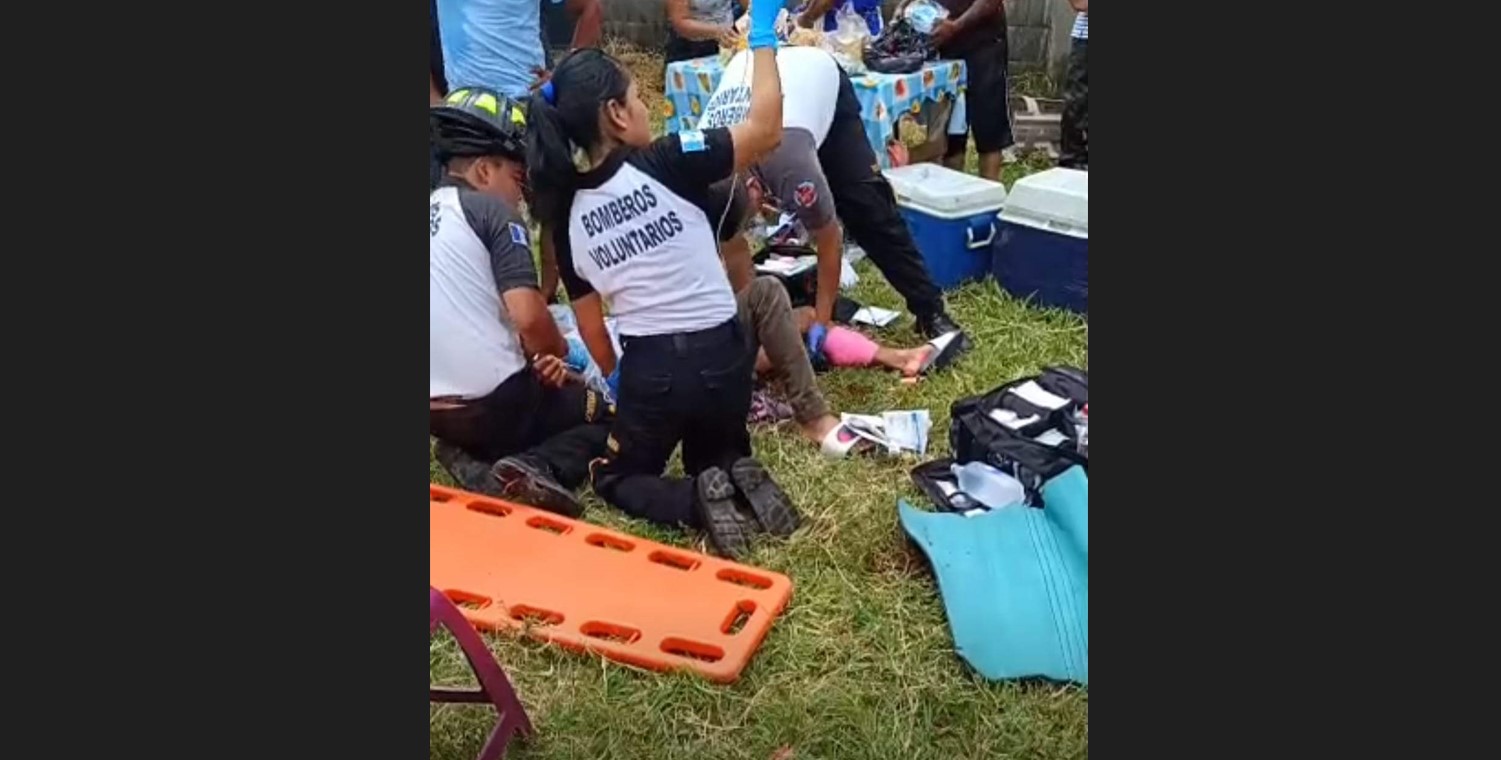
top-left (796, 0), bottom-right (884, 37)
top-left (541, 0), bottom-right (605, 68)
top-left (898, 0), bottom-right (1011, 181)
top-left (433, 0), bottom-right (599, 100)
top-left (431, 0), bottom-right (554, 190)
top-left (431, 0), bottom-right (450, 189)
top-left (664, 0), bottom-right (739, 63)
top-left (431, 0), bottom-right (449, 103)
top-left (435, 0), bottom-right (545, 100)
top-left (1059, 0), bottom-right (1087, 169)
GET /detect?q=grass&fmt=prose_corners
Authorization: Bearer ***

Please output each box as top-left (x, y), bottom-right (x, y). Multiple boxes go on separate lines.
top-left (431, 41), bottom-right (1088, 760)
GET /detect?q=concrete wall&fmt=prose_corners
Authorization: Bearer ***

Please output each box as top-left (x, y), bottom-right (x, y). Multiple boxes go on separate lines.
top-left (600, 0), bottom-right (1070, 75)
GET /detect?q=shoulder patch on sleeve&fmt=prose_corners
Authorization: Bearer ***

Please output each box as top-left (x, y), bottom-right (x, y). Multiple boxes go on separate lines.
top-left (794, 181), bottom-right (818, 208)
top-left (509, 222), bottom-right (529, 247)
top-left (679, 129), bottom-right (707, 153)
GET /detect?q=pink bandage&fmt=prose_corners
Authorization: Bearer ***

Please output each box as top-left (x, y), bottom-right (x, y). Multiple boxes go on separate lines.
top-left (822, 326), bottom-right (879, 367)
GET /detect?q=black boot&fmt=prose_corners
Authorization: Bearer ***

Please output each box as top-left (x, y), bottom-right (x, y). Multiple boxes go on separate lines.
top-left (491, 455), bottom-right (584, 518)
top-left (694, 467), bottom-right (753, 559)
top-left (917, 311), bottom-right (962, 340)
top-left (433, 439), bottom-right (506, 498)
top-left (916, 311), bottom-right (972, 358)
top-left (729, 457), bottom-right (800, 537)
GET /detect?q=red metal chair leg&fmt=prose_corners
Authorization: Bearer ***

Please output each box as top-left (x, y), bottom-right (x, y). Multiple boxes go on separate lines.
top-left (430, 587), bottom-right (533, 759)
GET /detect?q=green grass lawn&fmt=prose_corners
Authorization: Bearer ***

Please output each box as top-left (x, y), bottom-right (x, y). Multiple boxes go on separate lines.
top-left (430, 43), bottom-right (1087, 760)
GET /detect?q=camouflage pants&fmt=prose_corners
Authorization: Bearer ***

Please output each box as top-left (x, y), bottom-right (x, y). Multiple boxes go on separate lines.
top-left (1060, 38), bottom-right (1088, 170)
top-left (737, 276), bottom-right (831, 426)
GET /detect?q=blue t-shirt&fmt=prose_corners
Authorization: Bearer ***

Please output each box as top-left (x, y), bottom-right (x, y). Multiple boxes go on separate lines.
top-left (436, 0), bottom-right (562, 98)
top-left (817, 0), bottom-right (884, 36)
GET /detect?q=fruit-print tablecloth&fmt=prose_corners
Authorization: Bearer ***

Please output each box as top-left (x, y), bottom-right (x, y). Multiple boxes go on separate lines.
top-left (663, 56), bottom-right (968, 169)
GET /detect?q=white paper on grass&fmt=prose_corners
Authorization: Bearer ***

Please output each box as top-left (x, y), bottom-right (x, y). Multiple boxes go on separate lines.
top-left (840, 257), bottom-right (859, 289)
top-left (839, 412), bottom-right (885, 439)
top-left (838, 409), bottom-right (932, 455)
top-left (1009, 380), bottom-right (1071, 410)
top-left (884, 410), bottom-right (932, 454)
top-left (851, 306), bottom-right (900, 327)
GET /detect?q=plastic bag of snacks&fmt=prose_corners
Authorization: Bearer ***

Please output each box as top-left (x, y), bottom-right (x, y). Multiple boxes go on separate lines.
top-left (901, 0), bottom-right (950, 35)
top-left (787, 22), bottom-right (823, 47)
top-left (819, 4), bottom-right (871, 73)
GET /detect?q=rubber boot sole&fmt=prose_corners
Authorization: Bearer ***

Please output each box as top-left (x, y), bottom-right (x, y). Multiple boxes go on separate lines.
top-left (491, 458), bottom-right (584, 518)
top-left (696, 467), bottom-right (752, 559)
top-left (730, 457), bottom-right (800, 537)
top-left (433, 440), bottom-right (506, 499)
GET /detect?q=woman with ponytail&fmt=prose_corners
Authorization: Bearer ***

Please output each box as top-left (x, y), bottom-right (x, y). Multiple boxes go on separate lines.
top-left (524, 7), bottom-right (794, 559)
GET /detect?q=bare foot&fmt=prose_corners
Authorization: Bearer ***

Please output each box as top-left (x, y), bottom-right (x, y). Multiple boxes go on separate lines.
top-left (802, 414), bottom-right (840, 444)
top-left (897, 346), bottom-right (934, 377)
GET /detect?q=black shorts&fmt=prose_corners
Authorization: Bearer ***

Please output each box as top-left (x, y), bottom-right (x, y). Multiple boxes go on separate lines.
top-left (945, 38), bottom-right (1014, 157)
top-left (665, 35), bottom-right (718, 64)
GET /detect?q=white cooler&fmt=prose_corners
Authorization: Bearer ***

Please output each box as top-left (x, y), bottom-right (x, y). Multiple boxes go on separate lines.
top-left (883, 163), bottom-right (1008, 290)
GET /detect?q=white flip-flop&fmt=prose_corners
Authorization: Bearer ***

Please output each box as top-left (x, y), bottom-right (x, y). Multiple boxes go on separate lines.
top-left (820, 423), bottom-right (876, 459)
top-left (917, 330), bottom-right (966, 376)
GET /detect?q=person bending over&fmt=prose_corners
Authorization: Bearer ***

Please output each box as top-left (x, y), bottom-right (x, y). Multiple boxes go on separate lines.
top-left (429, 88), bottom-right (612, 517)
top-left (711, 178), bottom-right (965, 386)
top-left (665, 0), bottom-right (739, 64)
top-left (526, 10), bottom-right (794, 559)
top-left (696, 45), bottom-right (971, 364)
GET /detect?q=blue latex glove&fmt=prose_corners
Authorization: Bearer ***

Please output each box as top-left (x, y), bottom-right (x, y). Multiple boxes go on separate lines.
top-left (606, 365), bottom-right (621, 402)
top-left (563, 336), bottom-right (592, 373)
top-left (806, 322), bottom-right (828, 359)
top-left (747, 0), bottom-right (781, 50)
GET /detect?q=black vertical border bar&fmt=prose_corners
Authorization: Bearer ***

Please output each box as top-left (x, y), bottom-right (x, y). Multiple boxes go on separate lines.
top-left (114, 1), bottom-right (439, 756)
top-left (1097, 0), bottom-right (1411, 755)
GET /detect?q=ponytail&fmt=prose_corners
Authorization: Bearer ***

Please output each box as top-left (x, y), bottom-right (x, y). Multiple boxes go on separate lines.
top-left (524, 48), bottom-right (633, 224)
top-left (526, 94), bottom-right (579, 223)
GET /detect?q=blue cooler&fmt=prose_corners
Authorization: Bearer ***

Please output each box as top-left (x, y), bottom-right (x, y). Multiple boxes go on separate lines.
top-left (882, 163), bottom-right (1009, 290)
top-left (993, 168), bottom-right (1088, 314)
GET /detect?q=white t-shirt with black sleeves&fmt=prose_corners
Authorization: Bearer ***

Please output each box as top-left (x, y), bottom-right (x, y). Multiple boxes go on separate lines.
top-left (430, 180), bottom-right (541, 399)
top-left (554, 128), bottom-right (739, 338)
top-left (698, 47), bottom-right (842, 147)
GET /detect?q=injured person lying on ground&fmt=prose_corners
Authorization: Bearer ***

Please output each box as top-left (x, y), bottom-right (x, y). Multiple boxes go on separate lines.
top-left (777, 304), bottom-right (955, 377)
